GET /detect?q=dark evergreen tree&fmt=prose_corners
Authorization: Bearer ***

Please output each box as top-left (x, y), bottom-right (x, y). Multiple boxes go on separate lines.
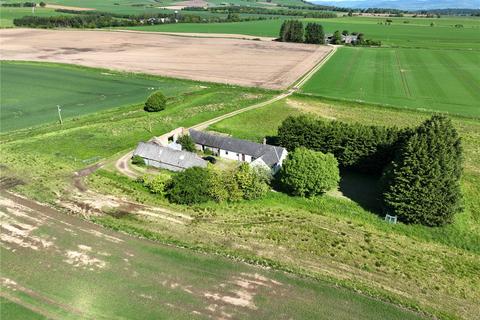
top-left (277, 115), bottom-right (407, 174)
top-left (279, 20), bottom-right (304, 43)
top-left (382, 115), bottom-right (463, 226)
top-left (304, 22), bottom-right (324, 44)
top-left (290, 20), bottom-right (304, 43)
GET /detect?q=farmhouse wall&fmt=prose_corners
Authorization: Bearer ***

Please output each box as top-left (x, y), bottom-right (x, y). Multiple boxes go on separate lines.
top-left (143, 158), bottom-right (184, 172)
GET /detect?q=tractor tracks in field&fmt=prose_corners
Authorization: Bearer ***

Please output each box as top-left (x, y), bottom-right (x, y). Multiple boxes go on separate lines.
top-left (395, 49), bottom-right (412, 98)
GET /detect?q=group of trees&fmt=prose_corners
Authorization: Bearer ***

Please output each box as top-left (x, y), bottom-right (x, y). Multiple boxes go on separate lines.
top-left (278, 115), bottom-right (407, 174)
top-left (139, 150), bottom-right (341, 205)
top-left (139, 164), bottom-right (271, 205)
top-left (279, 21), bottom-right (379, 46)
top-left (13, 14), bottom-right (139, 28)
top-left (13, 8), bottom-right (273, 29)
top-left (304, 23), bottom-right (325, 44)
top-left (382, 116), bottom-right (462, 226)
top-left (1, 2), bottom-right (36, 7)
top-left (208, 6), bottom-right (336, 19)
top-left (277, 115), bottom-right (463, 226)
top-left (279, 20), bottom-right (305, 43)
top-left (279, 20), bottom-right (326, 44)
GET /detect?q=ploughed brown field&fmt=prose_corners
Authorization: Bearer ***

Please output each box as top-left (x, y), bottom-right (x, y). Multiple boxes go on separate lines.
top-left (0, 29), bottom-right (332, 89)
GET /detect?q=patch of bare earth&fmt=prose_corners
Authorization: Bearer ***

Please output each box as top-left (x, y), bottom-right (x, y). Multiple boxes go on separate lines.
top-left (0, 29), bottom-right (332, 90)
top-left (202, 273), bottom-right (283, 318)
top-left (45, 4), bottom-right (95, 11)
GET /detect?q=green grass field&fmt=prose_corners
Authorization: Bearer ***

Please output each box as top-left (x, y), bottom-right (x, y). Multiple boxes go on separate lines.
top-left (0, 62), bottom-right (202, 132)
top-left (300, 47), bottom-right (480, 117)
top-left (0, 0), bottom-right (309, 16)
top-left (124, 16), bottom-right (480, 50)
top-left (0, 7), bottom-right (69, 27)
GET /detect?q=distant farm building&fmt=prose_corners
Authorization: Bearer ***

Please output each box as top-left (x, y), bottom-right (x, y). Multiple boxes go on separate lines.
top-left (189, 129), bottom-right (287, 173)
top-left (324, 34), bottom-right (358, 44)
top-left (133, 141), bottom-right (207, 171)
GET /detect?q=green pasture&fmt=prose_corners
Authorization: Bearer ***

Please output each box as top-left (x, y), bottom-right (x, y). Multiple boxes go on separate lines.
top-left (300, 47), bottom-right (480, 117)
top-left (0, 62), bottom-right (201, 132)
top-left (0, 7), bottom-right (68, 27)
top-left (123, 15), bottom-right (480, 49)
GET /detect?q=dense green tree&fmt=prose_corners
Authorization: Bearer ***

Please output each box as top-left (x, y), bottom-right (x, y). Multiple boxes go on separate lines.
top-left (332, 30), bottom-right (342, 44)
top-left (141, 173), bottom-right (171, 196)
top-left (280, 147), bottom-right (339, 197)
top-left (177, 135), bottom-right (196, 152)
top-left (235, 163), bottom-right (269, 200)
top-left (342, 30), bottom-right (349, 36)
top-left (279, 20), bottom-right (304, 43)
top-left (304, 22), bottom-right (325, 44)
top-left (144, 91), bottom-right (167, 112)
top-left (226, 12), bottom-right (240, 22)
top-left (209, 169), bottom-right (244, 202)
top-left (131, 155), bottom-right (145, 166)
top-left (167, 167), bottom-right (212, 204)
top-left (382, 115), bottom-right (463, 226)
top-left (277, 115), bottom-right (407, 173)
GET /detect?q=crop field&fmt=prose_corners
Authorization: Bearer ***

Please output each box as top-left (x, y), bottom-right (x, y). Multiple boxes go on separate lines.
top-left (300, 47), bottom-right (480, 117)
top-left (0, 29), bottom-right (330, 91)
top-left (0, 62), bottom-right (200, 132)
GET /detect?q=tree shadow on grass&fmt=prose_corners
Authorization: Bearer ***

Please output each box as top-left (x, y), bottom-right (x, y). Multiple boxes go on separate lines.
top-left (339, 170), bottom-right (383, 215)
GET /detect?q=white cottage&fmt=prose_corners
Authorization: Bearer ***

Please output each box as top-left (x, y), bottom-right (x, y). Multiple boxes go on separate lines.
top-left (189, 129), bottom-right (288, 173)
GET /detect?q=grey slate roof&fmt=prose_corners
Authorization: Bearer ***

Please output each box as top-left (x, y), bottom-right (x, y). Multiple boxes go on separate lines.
top-left (133, 142), bottom-right (207, 169)
top-left (189, 129), bottom-right (286, 167)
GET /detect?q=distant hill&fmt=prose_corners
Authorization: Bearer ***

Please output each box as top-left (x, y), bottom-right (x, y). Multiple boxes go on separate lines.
top-left (310, 0), bottom-right (480, 10)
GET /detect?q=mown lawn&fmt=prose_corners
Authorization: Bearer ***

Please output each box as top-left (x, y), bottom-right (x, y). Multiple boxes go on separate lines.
top-left (0, 62), bottom-right (201, 132)
top-left (300, 47), bottom-right (480, 117)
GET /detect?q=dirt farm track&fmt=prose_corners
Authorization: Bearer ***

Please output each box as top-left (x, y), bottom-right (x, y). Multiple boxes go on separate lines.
top-left (0, 29), bottom-right (332, 89)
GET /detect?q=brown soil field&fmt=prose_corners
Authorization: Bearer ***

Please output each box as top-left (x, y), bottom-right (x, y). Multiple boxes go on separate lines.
top-left (45, 4), bottom-right (95, 11)
top-left (0, 29), bottom-right (332, 89)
